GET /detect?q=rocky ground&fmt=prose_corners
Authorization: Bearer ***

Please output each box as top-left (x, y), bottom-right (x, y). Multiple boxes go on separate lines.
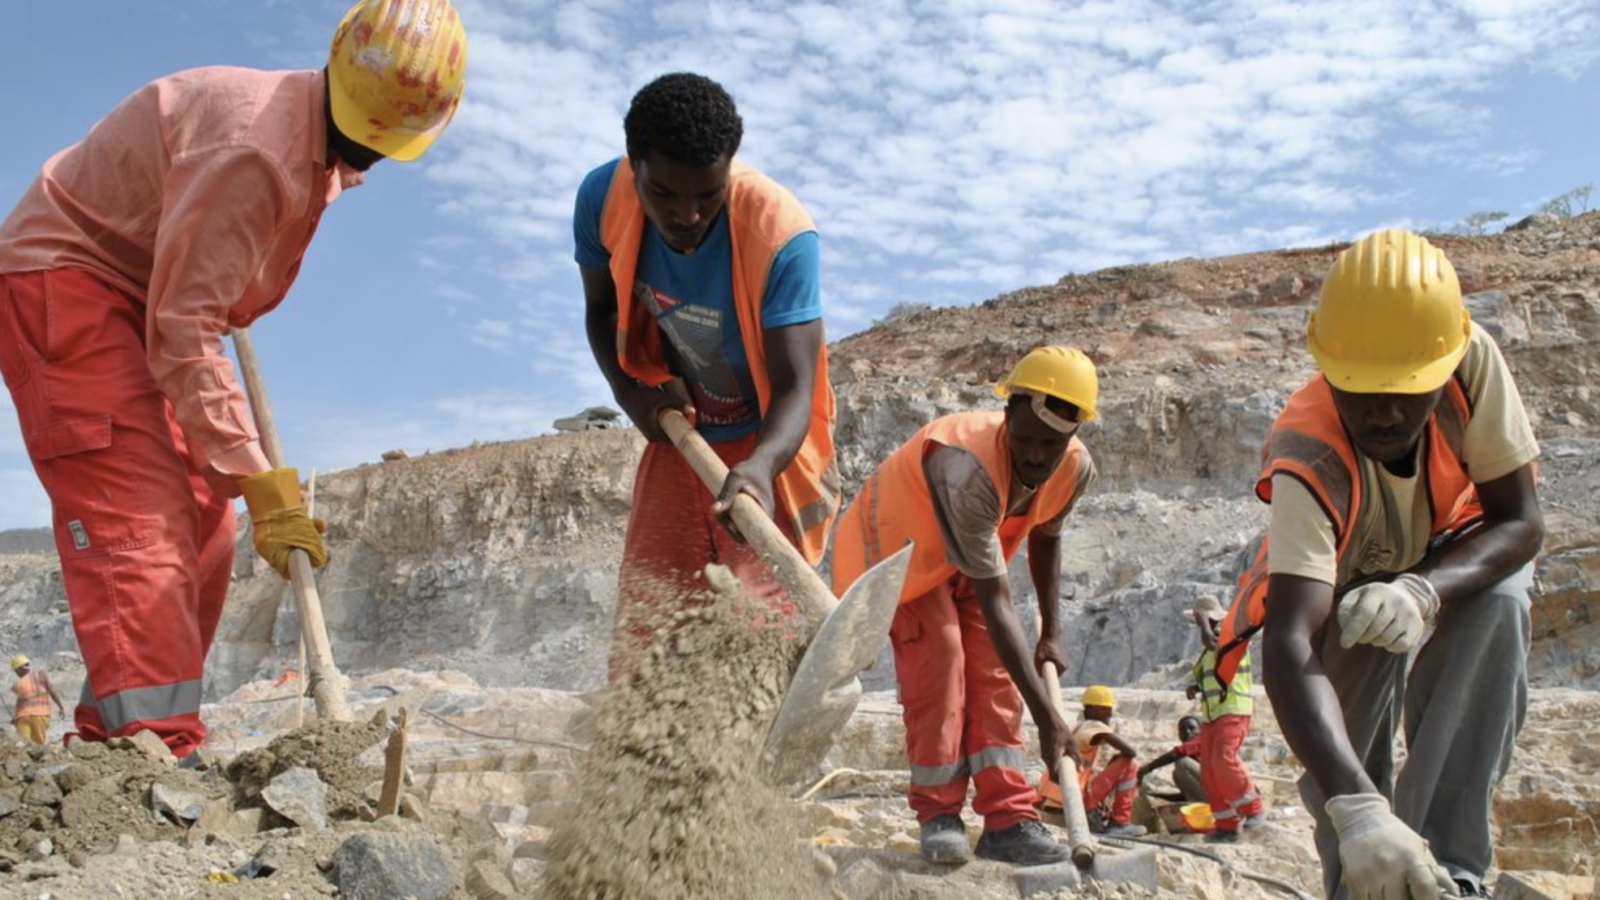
top-left (1, 670), bottom-right (1593, 899)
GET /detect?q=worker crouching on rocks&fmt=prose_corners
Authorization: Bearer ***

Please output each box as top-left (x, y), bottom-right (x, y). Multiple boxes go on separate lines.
top-left (0, 0), bottom-right (468, 758)
top-left (1217, 230), bottom-right (1543, 900)
top-left (832, 346), bottom-right (1100, 867)
top-left (1059, 685), bottom-right (1147, 838)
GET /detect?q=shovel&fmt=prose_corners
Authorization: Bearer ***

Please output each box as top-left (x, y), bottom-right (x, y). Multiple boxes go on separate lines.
top-left (657, 410), bottom-right (910, 784)
top-left (231, 329), bottom-right (352, 723)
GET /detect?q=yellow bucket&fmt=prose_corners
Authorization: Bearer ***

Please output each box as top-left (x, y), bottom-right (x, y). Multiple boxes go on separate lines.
top-left (1180, 802), bottom-right (1216, 833)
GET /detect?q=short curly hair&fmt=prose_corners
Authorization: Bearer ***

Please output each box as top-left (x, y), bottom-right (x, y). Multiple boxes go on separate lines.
top-left (624, 73), bottom-right (743, 167)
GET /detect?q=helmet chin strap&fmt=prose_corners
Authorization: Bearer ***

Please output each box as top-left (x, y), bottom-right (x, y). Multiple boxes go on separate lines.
top-left (1015, 389), bottom-right (1079, 434)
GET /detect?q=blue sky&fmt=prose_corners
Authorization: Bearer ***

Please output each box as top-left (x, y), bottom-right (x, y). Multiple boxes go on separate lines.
top-left (2, 0), bottom-right (1598, 530)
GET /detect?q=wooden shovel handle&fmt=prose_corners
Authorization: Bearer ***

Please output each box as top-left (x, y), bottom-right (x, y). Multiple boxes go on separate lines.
top-left (232, 329), bottom-right (351, 723)
top-left (657, 409), bottom-right (835, 629)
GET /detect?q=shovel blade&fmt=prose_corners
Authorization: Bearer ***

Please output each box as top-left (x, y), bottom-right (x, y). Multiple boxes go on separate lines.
top-left (762, 545), bottom-right (912, 785)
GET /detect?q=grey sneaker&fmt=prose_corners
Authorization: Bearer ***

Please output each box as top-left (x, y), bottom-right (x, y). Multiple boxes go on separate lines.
top-left (919, 814), bottom-right (971, 864)
top-left (974, 819), bottom-right (1071, 866)
top-left (1242, 812), bottom-right (1267, 830)
top-left (1103, 822), bottom-right (1148, 838)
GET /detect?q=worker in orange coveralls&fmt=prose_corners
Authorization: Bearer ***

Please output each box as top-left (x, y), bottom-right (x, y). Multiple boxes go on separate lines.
top-left (0, 0), bottom-right (468, 759)
top-left (832, 346), bottom-right (1102, 867)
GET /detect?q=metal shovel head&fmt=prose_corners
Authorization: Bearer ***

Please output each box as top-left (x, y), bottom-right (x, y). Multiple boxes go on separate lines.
top-left (762, 545), bottom-right (912, 785)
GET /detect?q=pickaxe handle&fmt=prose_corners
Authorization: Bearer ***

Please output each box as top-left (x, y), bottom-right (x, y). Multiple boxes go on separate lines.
top-left (1041, 650), bottom-right (1096, 867)
top-left (232, 328), bottom-right (351, 723)
top-left (657, 409), bottom-right (835, 631)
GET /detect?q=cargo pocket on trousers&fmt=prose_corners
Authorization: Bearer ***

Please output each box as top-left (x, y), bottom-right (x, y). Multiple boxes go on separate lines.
top-left (27, 415), bottom-right (160, 557)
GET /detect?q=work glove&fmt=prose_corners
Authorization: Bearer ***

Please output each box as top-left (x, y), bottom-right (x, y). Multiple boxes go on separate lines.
top-left (238, 468), bottom-right (328, 580)
top-left (1326, 794), bottom-right (1458, 900)
top-left (1335, 574), bottom-right (1440, 654)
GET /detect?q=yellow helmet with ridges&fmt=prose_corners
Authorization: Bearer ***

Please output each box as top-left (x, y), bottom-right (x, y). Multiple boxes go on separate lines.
top-left (327, 0), bottom-right (468, 162)
top-left (1082, 685), bottom-right (1116, 709)
top-left (994, 346), bottom-right (1099, 422)
top-left (1308, 229), bottom-right (1471, 394)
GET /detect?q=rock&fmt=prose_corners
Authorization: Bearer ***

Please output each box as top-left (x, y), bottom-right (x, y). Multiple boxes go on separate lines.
top-left (381, 449), bottom-right (410, 462)
top-left (260, 766), bottom-right (329, 831)
top-left (0, 789), bottom-right (21, 820)
top-left (67, 741), bottom-right (107, 761)
top-left (334, 831), bottom-right (458, 900)
top-left (53, 764), bottom-right (94, 794)
top-left (115, 729), bottom-right (173, 762)
top-left (150, 779), bottom-right (209, 823)
top-left (552, 405), bottom-right (624, 433)
top-left (1506, 212), bottom-right (1562, 232)
top-left (465, 858), bottom-right (516, 900)
top-left (21, 775), bottom-right (62, 808)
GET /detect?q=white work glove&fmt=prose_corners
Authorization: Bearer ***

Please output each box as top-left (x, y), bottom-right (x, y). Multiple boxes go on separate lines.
top-left (1326, 794), bottom-right (1458, 900)
top-left (1336, 574), bottom-right (1440, 654)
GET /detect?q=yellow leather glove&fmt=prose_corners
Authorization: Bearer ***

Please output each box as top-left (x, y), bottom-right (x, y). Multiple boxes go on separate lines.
top-left (238, 468), bottom-right (328, 580)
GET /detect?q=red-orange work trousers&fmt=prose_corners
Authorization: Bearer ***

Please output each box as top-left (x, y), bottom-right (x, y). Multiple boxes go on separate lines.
top-left (1083, 754), bottom-right (1139, 826)
top-left (1201, 714), bottom-right (1263, 832)
top-left (891, 574), bottom-right (1037, 831)
top-left (0, 270), bottom-right (232, 757)
top-left (610, 432), bottom-right (796, 682)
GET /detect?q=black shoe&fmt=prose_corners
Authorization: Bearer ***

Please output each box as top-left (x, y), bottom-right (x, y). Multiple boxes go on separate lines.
top-left (919, 814), bottom-right (971, 864)
top-left (974, 820), bottom-right (1071, 866)
top-left (1205, 829), bottom-right (1242, 844)
top-left (1454, 879), bottom-right (1492, 898)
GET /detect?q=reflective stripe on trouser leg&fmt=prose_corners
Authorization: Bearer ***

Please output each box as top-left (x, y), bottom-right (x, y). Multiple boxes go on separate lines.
top-left (0, 271), bottom-right (212, 757)
top-left (609, 432), bottom-right (796, 683)
top-left (1397, 563), bottom-right (1533, 887)
top-left (1203, 714), bottom-right (1261, 831)
top-left (1084, 754), bottom-right (1139, 826)
top-left (893, 576), bottom-right (1037, 829)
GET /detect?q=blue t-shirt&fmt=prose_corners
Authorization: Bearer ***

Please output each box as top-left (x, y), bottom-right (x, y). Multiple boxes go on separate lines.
top-left (574, 158), bottom-right (822, 441)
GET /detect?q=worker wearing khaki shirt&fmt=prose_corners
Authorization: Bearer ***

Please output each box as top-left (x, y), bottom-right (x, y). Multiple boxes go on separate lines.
top-left (1217, 230), bottom-right (1542, 900)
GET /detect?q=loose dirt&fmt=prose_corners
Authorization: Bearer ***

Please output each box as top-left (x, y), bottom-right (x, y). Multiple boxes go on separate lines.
top-left (538, 564), bottom-right (835, 900)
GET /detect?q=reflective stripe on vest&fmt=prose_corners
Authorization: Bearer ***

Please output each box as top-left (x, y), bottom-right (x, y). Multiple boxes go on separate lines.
top-left (1193, 648), bottom-right (1252, 720)
top-left (13, 672), bottom-right (51, 718)
top-left (598, 157), bottom-right (839, 564)
top-left (830, 410), bottom-right (1089, 602)
top-left (1215, 375), bottom-right (1482, 687)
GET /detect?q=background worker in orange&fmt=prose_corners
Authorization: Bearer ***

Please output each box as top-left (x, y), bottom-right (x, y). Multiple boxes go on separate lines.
top-left (831, 347), bottom-right (1099, 866)
top-left (8, 655), bottom-right (65, 745)
top-left (1216, 230), bottom-right (1543, 900)
top-left (0, 0), bottom-right (467, 758)
top-left (1186, 594), bottom-right (1264, 843)
top-left (576, 73), bottom-right (836, 675)
top-left (1069, 686), bottom-right (1147, 837)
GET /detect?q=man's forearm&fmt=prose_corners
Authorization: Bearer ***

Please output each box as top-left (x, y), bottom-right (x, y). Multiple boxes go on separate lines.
top-left (1263, 582), bottom-right (1375, 800)
top-left (1028, 532), bottom-right (1062, 640)
top-left (1416, 466), bottom-right (1542, 604)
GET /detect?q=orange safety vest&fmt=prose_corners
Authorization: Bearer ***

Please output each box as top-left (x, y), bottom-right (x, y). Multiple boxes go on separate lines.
top-left (598, 157), bottom-right (839, 564)
top-left (14, 671), bottom-right (51, 719)
top-left (831, 410), bottom-right (1089, 602)
top-left (1215, 375), bottom-right (1482, 686)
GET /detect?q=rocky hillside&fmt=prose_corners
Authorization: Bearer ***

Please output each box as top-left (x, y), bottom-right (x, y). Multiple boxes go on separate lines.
top-left (0, 215), bottom-right (1596, 701)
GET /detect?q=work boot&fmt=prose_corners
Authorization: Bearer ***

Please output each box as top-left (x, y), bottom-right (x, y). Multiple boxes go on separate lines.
top-left (1205, 829), bottom-right (1242, 844)
top-left (1454, 879), bottom-right (1493, 898)
top-left (919, 814), bottom-right (971, 865)
top-left (974, 819), bottom-right (1071, 865)
top-left (1103, 822), bottom-right (1148, 838)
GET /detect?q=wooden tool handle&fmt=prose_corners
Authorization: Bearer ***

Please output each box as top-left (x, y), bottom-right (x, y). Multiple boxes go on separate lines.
top-left (1035, 610), bottom-right (1096, 868)
top-left (658, 409), bottom-right (835, 629)
top-left (232, 329), bottom-right (351, 723)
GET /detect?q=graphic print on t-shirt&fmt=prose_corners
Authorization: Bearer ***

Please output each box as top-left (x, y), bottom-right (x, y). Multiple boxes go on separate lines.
top-left (634, 280), bottom-right (757, 428)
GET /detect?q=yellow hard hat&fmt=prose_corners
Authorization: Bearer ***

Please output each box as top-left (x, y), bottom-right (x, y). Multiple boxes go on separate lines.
top-left (995, 346), bottom-right (1099, 422)
top-left (327, 0), bottom-right (469, 162)
top-left (1308, 230), bottom-right (1471, 394)
top-left (1082, 685), bottom-right (1116, 709)
top-left (10, 654), bottom-right (28, 669)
